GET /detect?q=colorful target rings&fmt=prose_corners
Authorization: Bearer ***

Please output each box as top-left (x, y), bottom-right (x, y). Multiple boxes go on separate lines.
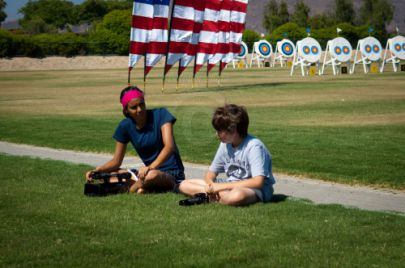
top-left (303, 46), bottom-right (311, 55)
top-left (236, 41), bottom-right (248, 59)
top-left (311, 46), bottom-right (319, 55)
top-left (255, 40), bottom-right (272, 58)
top-left (280, 40), bottom-right (295, 57)
top-left (388, 36), bottom-right (405, 59)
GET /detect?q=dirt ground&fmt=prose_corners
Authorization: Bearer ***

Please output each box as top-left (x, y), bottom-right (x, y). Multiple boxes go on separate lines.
top-left (0, 56), bottom-right (133, 71)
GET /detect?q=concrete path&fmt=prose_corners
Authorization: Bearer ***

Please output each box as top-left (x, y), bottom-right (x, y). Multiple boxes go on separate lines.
top-left (1, 141), bottom-right (404, 214)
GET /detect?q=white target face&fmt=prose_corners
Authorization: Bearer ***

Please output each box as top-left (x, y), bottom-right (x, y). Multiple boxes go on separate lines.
top-left (329, 37), bottom-right (352, 62)
top-left (235, 41), bottom-right (248, 59)
top-left (360, 37), bottom-right (382, 61)
top-left (298, 37), bottom-right (321, 63)
top-left (254, 40), bottom-right (272, 58)
top-left (390, 35), bottom-right (405, 60)
top-left (277, 39), bottom-right (295, 58)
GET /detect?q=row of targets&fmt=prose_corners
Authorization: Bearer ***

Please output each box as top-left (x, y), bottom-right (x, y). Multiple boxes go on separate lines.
top-left (233, 35), bottom-right (405, 76)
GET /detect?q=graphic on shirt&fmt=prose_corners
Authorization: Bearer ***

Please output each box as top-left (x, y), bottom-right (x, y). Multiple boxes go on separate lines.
top-left (226, 164), bottom-right (247, 179)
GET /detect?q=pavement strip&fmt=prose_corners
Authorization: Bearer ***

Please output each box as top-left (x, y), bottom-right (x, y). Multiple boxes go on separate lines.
top-left (1, 141), bottom-right (404, 214)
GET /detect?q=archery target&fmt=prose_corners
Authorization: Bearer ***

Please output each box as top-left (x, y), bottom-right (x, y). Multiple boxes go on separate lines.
top-left (360, 37), bottom-right (382, 61)
top-left (297, 37), bottom-right (322, 63)
top-left (255, 40), bottom-right (272, 58)
top-left (329, 37), bottom-right (352, 62)
top-left (277, 39), bottom-right (295, 58)
top-left (235, 41), bottom-right (248, 59)
top-left (390, 35), bottom-right (405, 60)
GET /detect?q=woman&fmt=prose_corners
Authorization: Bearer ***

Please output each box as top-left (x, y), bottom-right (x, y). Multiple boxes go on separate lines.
top-left (86, 86), bottom-right (184, 193)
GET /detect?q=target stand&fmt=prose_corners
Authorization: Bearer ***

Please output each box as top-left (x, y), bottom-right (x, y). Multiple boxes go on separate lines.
top-left (232, 41), bottom-right (249, 69)
top-left (290, 37), bottom-right (322, 76)
top-left (351, 37), bottom-right (383, 74)
top-left (272, 39), bottom-right (295, 67)
top-left (381, 35), bottom-right (405, 72)
top-left (321, 37), bottom-right (352, 75)
top-left (249, 40), bottom-right (272, 68)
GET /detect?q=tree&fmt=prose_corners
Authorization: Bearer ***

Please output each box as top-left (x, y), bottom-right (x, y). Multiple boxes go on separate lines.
top-left (76, 0), bottom-right (109, 23)
top-left (89, 9), bottom-right (131, 55)
top-left (242, 29), bottom-right (260, 52)
top-left (0, 0), bottom-right (6, 24)
top-left (19, 0), bottom-right (76, 31)
top-left (309, 14), bottom-right (336, 29)
top-left (291, 0), bottom-right (310, 27)
top-left (279, 1), bottom-right (290, 25)
top-left (359, 0), bottom-right (394, 36)
top-left (334, 0), bottom-right (355, 24)
top-left (263, 0), bottom-right (280, 33)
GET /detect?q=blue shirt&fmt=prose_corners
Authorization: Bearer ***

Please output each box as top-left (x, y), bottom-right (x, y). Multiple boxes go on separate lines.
top-left (113, 108), bottom-right (184, 174)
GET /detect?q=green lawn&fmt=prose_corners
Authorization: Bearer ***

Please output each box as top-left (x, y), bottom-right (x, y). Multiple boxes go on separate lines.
top-left (1, 154), bottom-right (404, 267)
top-left (0, 68), bottom-right (405, 190)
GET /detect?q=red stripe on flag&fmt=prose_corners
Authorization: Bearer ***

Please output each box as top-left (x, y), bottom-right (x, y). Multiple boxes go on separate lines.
top-left (233, 1), bottom-right (248, 13)
top-left (132, 16), bottom-right (152, 30)
top-left (205, 0), bottom-right (222, 11)
top-left (216, 43), bottom-right (230, 54)
top-left (231, 22), bottom-right (245, 33)
top-left (193, 23), bottom-right (203, 33)
top-left (130, 41), bottom-right (147, 55)
top-left (147, 42), bottom-right (167, 54)
top-left (175, 0), bottom-right (197, 9)
top-left (151, 17), bottom-right (168, 30)
top-left (169, 42), bottom-right (189, 53)
top-left (171, 17), bottom-right (195, 31)
top-left (201, 20), bottom-right (219, 32)
top-left (132, 16), bottom-right (167, 30)
top-left (218, 21), bottom-right (231, 32)
top-left (185, 43), bottom-right (198, 55)
top-left (198, 42), bottom-right (217, 54)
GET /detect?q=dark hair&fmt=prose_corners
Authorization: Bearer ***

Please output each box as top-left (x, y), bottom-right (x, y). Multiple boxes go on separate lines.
top-left (212, 104), bottom-right (249, 138)
top-left (120, 86), bottom-right (144, 118)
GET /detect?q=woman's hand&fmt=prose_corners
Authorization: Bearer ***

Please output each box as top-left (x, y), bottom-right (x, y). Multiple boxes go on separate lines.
top-left (138, 166), bottom-right (152, 181)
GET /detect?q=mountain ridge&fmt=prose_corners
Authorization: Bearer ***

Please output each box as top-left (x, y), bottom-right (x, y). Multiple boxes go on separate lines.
top-left (245, 0), bottom-right (405, 34)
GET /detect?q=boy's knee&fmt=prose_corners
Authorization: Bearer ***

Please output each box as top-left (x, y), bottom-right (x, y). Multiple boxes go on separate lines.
top-left (221, 188), bottom-right (254, 206)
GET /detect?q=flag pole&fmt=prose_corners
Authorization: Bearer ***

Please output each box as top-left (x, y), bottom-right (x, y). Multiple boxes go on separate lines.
top-left (128, 67), bottom-right (132, 86)
top-left (206, 65), bottom-right (209, 88)
top-left (162, 0), bottom-right (177, 94)
top-left (176, 61), bottom-right (180, 91)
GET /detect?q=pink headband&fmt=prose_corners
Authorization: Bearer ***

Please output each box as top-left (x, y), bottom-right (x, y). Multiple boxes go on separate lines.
top-left (121, 89), bottom-right (144, 108)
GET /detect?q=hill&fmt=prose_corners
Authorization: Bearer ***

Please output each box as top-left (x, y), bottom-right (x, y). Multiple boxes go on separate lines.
top-left (246, 0), bottom-right (405, 34)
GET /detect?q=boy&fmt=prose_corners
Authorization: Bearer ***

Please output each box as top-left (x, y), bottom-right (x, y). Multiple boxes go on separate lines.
top-left (179, 104), bottom-right (275, 206)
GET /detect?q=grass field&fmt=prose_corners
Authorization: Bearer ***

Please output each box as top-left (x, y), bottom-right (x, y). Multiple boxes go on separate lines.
top-left (0, 66), bottom-right (404, 189)
top-left (1, 154), bottom-right (404, 267)
top-left (1, 65), bottom-right (405, 267)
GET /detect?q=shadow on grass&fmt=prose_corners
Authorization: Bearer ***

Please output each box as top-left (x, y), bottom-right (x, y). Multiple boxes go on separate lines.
top-left (270, 194), bottom-right (288, 203)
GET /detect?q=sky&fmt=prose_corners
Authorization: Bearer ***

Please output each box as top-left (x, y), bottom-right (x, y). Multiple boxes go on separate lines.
top-left (4, 0), bottom-right (85, 21)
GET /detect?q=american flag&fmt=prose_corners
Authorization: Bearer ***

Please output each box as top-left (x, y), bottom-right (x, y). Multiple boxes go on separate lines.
top-left (219, 0), bottom-right (248, 73)
top-left (164, 0), bottom-right (206, 76)
top-left (128, 0), bottom-right (169, 77)
top-left (194, 0), bottom-right (222, 76)
top-left (194, 0), bottom-right (248, 76)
